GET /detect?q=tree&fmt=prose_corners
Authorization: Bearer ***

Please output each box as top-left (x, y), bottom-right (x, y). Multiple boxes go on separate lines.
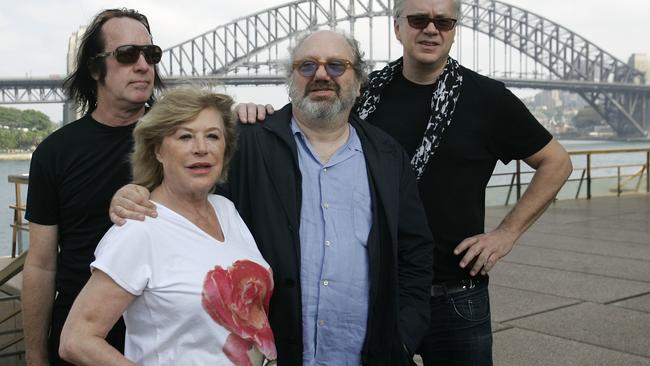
top-left (572, 106), bottom-right (602, 130)
top-left (0, 106), bottom-right (56, 150)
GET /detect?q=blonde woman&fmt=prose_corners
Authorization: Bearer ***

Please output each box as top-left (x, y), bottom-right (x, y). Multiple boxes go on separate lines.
top-left (59, 87), bottom-right (276, 366)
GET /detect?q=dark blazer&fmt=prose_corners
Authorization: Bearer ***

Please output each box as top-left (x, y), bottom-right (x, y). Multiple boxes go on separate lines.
top-left (219, 104), bottom-right (433, 366)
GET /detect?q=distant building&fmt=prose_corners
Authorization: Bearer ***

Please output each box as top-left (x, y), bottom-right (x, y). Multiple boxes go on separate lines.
top-left (63, 26), bottom-right (86, 124)
top-left (628, 53), bottom-right (650, 84)
top-left (534, 90), bottom-right (562, 109)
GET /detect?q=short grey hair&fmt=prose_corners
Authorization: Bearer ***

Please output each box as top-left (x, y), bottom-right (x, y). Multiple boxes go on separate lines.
top-left (393, 0), bottom-right (462, 18)
top-left (285, 29), bottom-right (369, 86)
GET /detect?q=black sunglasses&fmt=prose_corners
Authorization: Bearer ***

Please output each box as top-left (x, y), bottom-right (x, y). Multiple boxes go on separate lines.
top-left (93, 44), bottom-right (162, 65)
top-left (292, 59), bottom-right (353, 78)
top-left (402, 15), bottom-right (457, 31)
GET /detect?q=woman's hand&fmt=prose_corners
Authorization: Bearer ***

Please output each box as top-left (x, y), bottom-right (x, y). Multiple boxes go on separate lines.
top-left (109, 184), bottom-right (157, 226)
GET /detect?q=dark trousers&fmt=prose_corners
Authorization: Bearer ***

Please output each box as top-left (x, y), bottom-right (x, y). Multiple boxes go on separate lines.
top-left (417, 283), bottom-right (493, 366)
top-left (48, 293), bottom-right (126, 365)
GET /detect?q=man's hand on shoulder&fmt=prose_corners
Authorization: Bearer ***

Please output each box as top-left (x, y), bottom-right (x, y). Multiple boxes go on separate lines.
top-left (235, 103), bottom-right (274, 124)
top-left (109, 184), bottom-right (156, 226)
top-left (453, 228), bottom-right (518, 276)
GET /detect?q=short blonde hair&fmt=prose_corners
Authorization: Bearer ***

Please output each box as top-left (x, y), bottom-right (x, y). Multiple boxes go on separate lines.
top-left (131, 87), bottom-right (237, 191)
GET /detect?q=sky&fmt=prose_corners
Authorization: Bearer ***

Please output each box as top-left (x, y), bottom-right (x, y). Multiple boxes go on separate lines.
top-left (1, 0), bottom-right (649, 122)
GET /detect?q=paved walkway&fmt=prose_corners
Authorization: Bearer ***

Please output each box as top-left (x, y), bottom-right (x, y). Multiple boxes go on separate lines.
top-left (483, 194), bottom-right (650, 365)
top-left (416, 194), bottom-right (650, 365)
top-left (3, 195), bottom-right (649, 365)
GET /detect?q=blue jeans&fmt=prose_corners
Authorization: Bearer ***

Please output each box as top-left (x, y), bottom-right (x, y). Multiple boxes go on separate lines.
top-left (416, 283), bottom-right (493, 366)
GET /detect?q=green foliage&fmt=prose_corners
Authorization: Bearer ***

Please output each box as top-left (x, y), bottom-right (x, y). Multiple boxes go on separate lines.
top-left (0, 106), bottom-right (56, 150)
top-left (572, 106), bottom-right (602, 129)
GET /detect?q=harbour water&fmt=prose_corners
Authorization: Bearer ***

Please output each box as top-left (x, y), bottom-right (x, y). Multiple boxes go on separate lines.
top-left (1, 139), bottom-right (649, 256)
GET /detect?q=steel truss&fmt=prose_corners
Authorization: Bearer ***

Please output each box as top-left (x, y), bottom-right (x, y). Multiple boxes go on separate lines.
top-left (0, 79), bottom-right (66, 104)
top-left (2, 0), bottom-right (648, 136)
top-left (463, 0), bottom-right (647, 136)
top-left (158, 0), bottom-right (648, 136)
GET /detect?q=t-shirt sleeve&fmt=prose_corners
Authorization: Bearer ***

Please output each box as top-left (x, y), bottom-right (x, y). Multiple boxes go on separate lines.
top-left (90, 221), bottom-right (153, 296)
top-left (25, 143), bottom-right (59, 225)
top-left (489, 87), bottom-right (553, 164)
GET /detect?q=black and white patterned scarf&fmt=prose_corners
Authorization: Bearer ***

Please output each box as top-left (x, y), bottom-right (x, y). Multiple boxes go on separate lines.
top-left (355, 56), bottom-right (463, 180)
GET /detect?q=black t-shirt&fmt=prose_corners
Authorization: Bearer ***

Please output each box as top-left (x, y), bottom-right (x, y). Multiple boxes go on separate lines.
top-left (367, 66), bottom-right (552, 282)
top-left (26, 114), bottom-right (135, 299)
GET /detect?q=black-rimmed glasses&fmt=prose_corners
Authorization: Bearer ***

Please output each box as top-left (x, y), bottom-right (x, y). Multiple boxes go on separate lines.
top-left (92, 44), bottom-right (162, 65)
top-left (292, 59), bottom-right (353, 78)
top-left (402, 15), bottom-right (457, 31)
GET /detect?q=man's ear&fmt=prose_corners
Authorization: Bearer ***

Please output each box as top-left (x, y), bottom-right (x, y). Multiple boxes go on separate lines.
top-left (89, 62), bottom-right (100, 81)
top-left (394, 18), bottom-right (403, 44)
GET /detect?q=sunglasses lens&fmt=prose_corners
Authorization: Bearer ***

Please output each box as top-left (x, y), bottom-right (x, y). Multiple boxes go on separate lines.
top-left (114, 45), bottom-right (162, 64)
top-left (298, 61), bottom-right (318, 77)
top-left (114, 45), bottom-right (140, 63)
top-left (407, 16), bottom-right (431, 29)
top-left (434, 19), bottom-right (455, 31)
top-left (325, 62), bottom-right (347, 77)
top-left (144, 46), bottom-right (162, 64)
top-left (406, 16), bottom-right (456, 31)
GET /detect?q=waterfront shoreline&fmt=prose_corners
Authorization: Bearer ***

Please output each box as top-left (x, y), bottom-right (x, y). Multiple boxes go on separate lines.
top-left (0, 152), bottom-right (32, 161)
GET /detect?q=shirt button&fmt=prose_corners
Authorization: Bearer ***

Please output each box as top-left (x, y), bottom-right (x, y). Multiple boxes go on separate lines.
top-left (323, 280), bottom-right (329, 286)
top-left (323, 202), bottom-right (329, 209)
top-left (319, 320), bottom-right (326, 326)
top-left (325, 240), bottom-right (331, 247)
top-left (323, 168), bottom-right (328, 172)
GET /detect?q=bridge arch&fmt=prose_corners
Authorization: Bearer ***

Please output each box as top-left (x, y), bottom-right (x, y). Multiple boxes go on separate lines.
top-left (159, 0), bottom-right (647, 136)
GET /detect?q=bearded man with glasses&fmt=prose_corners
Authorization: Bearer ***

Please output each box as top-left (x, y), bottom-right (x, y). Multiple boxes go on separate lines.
top-left (109, 29), bottom-right (433, 366)
top-left (238, 0), bottom-right (572, 365)
top-left (22, 8), bottom-right (164, 366)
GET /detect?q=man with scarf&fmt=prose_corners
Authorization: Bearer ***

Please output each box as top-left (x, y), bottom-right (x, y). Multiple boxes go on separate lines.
top-left (238, 0), bottom-right (572, 364)
top-left (355, 0), bottom-right (572, 364)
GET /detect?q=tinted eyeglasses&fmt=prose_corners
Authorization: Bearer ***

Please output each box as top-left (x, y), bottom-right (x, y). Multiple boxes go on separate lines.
top-left (92, 45), bottom-right (162, 65)
top-left (292, 59), bottom-right (353, 78)
top-left (402, 15), bottom-right (457, 31)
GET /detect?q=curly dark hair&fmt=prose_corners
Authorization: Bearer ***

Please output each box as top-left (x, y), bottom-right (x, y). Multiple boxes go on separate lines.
top-left (63, 8), bottom-right (164, 114)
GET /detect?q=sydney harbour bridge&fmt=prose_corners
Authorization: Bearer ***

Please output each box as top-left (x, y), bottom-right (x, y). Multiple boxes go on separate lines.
top-left (1, 0), bottom-right (650, 137)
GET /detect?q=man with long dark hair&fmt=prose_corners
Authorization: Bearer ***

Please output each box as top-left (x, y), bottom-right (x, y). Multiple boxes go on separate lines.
top-left (22, 8), bottom-right (164, 365)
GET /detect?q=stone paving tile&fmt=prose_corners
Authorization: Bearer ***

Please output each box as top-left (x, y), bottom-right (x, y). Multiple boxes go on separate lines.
top-left (613, 293), bottom-right (650, 313)
top-left (504, 245), bottom-right (650, 282)
top-left (491, 321), bottom-right (511, 332)
top-left (530, 222), bottom-right (649, 245)
top-left (490, 262), bottom-right (650, 303)
top-left (580, 216), bottom-right (650, 233)
top-left (617, 212), bottom-right (650, 224)
top-left (486, 195), bottom-right (650, 222)
top-left (490, 284), bottom-right (579, 322)
top-left (505, 302), bottom-right (650, 358)
top-left (493, 328), bottom-right (650, 366)
top-left (515, 231), bottom-right (650, 260)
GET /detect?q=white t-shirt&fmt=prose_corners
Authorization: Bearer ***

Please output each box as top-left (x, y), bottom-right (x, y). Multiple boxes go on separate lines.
top-left (91, 195), bottom-right (275, 366)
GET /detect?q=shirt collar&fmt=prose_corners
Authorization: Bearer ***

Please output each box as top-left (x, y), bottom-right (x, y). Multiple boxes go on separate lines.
top-left (290, 117), bottom-right (363, 153)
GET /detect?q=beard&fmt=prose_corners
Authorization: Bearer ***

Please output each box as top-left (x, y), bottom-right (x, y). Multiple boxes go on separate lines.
top-left (288, 79), bottom-right (358, 125)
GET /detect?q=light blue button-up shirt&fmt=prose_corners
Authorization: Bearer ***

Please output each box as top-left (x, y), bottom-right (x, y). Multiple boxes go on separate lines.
top-left (291, 118), bottom-right (372, 366)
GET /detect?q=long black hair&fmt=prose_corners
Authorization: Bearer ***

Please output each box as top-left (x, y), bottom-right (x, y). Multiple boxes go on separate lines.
top-left (63, 8), bottom-right (165, 114)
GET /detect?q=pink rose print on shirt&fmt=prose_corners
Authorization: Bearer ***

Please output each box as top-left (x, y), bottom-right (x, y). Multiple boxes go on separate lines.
top-left (202, 260), bottom-right (276, 366)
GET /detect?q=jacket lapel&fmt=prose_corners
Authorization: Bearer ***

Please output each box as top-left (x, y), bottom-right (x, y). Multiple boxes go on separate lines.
top-left (258, 104), bottom-right (302, 244)
top-left (351, 116), bottom-right (399, 241)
